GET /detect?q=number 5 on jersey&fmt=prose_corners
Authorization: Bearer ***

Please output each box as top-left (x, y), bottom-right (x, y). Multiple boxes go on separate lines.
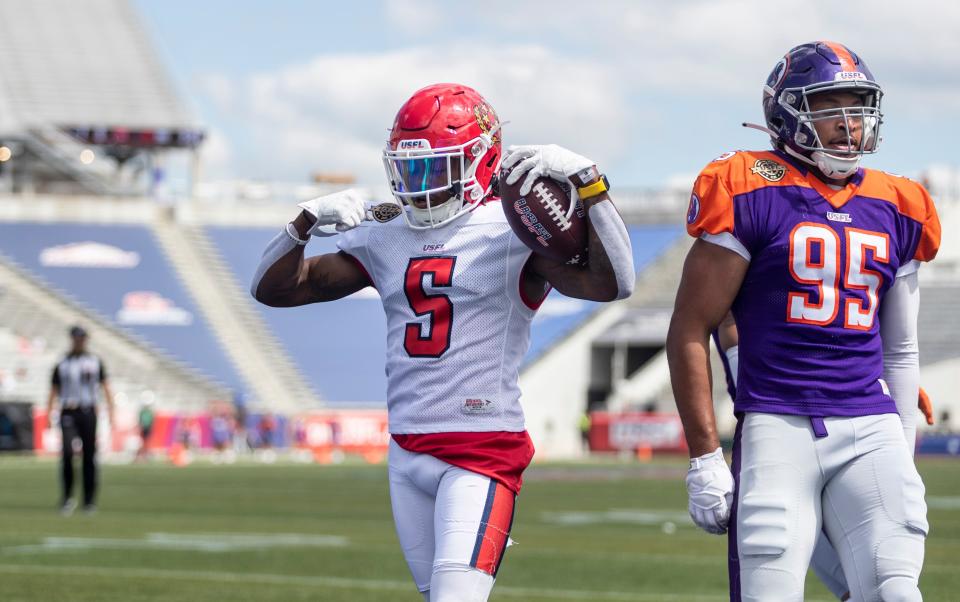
top-left (788, 222), bottom-right (889, 330)
top-left (404, 256), bottom-right (456, 357)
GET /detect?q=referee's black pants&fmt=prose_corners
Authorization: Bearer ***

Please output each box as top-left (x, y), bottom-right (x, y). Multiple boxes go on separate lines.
top-left (60, 407), bottom-right (97, 506)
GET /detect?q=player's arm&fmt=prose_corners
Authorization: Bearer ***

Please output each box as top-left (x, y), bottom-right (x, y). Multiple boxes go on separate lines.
top-left (251, 191), bottom-right (370, 307)
top-left (668, 239), bottom-right (746, 535)
top-left (879, 269), bottom-right (921, 450)
top-left (667, 239), bottom-right (747, 456)
top-left (502, 145), bottom-right (635, 302)
top-left (525, 192), bottom-right (634, 302)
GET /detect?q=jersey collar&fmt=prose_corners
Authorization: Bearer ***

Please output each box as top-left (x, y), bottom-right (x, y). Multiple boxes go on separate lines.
top-left (774, 149), bottom-right (865, 209)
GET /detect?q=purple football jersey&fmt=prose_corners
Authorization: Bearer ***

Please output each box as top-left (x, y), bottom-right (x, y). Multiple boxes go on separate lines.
top-left (688, 150), bottom-right (940, 417)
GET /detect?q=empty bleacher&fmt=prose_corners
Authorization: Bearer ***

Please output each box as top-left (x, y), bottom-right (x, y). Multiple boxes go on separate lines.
top-left (166, 223), bottom-right (317, 411)
top-left (0, 256), bottom-right (227, 409)
top-left (205, 225), bottom-right (388, 405)
top-left (0, 222), bottom-right (242, 391)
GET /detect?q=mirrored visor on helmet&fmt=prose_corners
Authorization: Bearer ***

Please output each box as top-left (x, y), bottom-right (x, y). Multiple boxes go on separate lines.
top-left (389, 156), bottom-right (452, 194)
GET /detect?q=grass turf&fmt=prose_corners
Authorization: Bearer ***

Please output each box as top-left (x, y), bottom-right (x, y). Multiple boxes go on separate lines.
top-left (0, 456), bottom-right (958, 601)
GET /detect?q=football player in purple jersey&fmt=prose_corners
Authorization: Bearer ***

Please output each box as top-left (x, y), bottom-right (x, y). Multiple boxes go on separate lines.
top-left (668, 41), bottom-right (940, 601)
top-left (713, 311), bottom-right (936, 600)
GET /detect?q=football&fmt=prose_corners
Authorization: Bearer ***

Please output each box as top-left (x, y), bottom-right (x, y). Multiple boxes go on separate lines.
top-left (499, 167), bottom-right (588, 265)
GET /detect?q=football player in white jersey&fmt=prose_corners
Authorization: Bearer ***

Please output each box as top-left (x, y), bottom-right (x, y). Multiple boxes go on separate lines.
top-left (251, 83), bottom-right (636, 601)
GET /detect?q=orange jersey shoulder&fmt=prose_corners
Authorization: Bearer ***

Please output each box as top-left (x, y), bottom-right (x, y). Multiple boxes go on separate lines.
top-left (686, 150), bottom-right (800, 238)
top-left (858, 169), bottom-right (941, 262)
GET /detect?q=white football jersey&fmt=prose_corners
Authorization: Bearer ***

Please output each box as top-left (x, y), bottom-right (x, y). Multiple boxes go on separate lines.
top-left (338, 201), bottom-right (539, 434)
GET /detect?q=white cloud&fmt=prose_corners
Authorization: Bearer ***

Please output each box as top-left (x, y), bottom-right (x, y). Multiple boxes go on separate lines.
top-left (664, 171), bottom-right (699, 192)
top-left (919, 164), bottom-right (960, 198)
top-left (201, 44), bottom-right (631, 185)
top-left (198, 128), bottom-right (234, 180)
top-left (388, 0), bottom-right (960, 104)
top-left (383, 0), bottom-right (444, 34)
top-left (194, 0), bottom-right (960, 186)
top-left (197, 74), bottom-right (236, 113)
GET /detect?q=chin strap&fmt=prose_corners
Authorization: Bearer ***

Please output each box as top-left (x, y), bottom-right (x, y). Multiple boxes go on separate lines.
top-left (742, 122), bottom-right (860, 179)
top-left (811, 150), bottom-right (860, 179)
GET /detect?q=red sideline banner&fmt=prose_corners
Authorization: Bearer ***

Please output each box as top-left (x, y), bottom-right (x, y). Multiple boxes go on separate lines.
top-left (293, 410), bottom-right (390, 457)
top-left (589, 412), bottom-right (687, 453)
top-left (33, 408), bottom-right (391, 462)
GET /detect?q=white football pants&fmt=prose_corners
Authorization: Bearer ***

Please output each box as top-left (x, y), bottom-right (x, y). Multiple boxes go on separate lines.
top-left (809, 420), bottom-right (920, 601)
top-left (730, 413), bottom-right (927, 602)
top-left (388, 439), bottom-right (515, 601)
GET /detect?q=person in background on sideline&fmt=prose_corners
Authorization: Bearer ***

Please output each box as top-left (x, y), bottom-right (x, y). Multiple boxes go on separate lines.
top-left (46, 326), bottom-right (114, 515)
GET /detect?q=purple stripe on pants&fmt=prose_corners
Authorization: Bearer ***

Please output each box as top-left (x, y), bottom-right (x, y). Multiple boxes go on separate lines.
top-left (728, 414), bottom-right (745, 602)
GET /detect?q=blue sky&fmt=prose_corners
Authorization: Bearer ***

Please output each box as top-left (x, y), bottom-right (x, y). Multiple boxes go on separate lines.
top-left (134, 0), bottom-right (960, 193)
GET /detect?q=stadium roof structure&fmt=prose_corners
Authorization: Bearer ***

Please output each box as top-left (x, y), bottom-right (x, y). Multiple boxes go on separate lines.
top-left (0, 0), bottom-right (195, 134)
top-left (0, 0), bottom-right (202, 195)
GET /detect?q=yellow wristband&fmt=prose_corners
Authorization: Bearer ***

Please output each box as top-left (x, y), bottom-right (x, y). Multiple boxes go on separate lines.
top-left (577, 177), bottom-right (609, 200)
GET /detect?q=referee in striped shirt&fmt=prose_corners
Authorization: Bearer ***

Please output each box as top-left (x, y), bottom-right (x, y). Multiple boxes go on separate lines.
top-left (46, 326), bottom-right (115, 515)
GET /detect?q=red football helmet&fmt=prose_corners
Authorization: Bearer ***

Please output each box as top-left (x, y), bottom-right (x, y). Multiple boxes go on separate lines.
top-left (382, 83), bottom-right (502, 228)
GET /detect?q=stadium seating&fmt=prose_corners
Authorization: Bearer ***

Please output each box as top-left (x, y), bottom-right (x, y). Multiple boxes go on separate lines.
top-left (0, 255), bottom-right (228, 417)
top-left (0, 222), bottom-right (242, 390)
top-left (206, 226), bottom-right (388, 404)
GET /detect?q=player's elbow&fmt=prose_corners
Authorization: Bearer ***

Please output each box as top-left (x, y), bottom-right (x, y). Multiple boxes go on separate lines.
top-left (614, 270), bottom-right (636, 300)
top-left (250, 281), bottom-right (272, 306)
top-left (251, 283), bottom-right (286, 307)
top-left (584, 277), bottom-right (620, 302)
top-left (587, 264), bottom-right (634, 302)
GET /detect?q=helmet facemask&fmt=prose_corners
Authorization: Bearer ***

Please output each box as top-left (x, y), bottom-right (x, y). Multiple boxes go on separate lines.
top-left (778, 83), bottom-right (883, 179)
top-left (383, 127), bottom-right (500, 229)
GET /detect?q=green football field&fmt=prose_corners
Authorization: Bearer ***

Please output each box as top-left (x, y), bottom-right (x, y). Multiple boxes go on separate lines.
top-left (1, 455), bottom-right (958, 601)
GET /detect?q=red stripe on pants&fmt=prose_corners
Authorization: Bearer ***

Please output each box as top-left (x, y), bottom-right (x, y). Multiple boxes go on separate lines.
top-left (473, 482), bottom-right (515, 576)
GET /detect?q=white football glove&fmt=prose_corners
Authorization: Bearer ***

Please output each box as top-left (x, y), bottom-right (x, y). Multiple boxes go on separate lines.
top-left (501, 144), bottom-right (596, 196)
top-left (685, 447), bottom-right (734, 535)
top-left (297, 189), bottom-right (368, 236)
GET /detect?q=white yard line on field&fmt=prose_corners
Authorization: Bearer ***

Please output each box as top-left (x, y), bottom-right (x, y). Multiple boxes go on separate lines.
top-left (540, 508), bottom-right (691, 527)
top-left (0, 562), bottom-right (763, 601)
top-left (1, 532), bottom-right (348, 555)
top-left (926, 496), bottom-right (960, 510)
